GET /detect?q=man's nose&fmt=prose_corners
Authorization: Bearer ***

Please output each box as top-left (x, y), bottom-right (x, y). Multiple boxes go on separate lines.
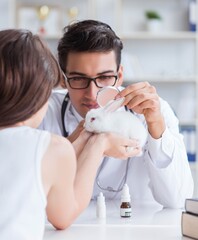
top-left (85, 81), bottom-right (99, 99)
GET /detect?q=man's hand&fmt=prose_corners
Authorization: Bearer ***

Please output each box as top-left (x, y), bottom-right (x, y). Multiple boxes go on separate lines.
top-left (67, 120), bottom-right (85, 143)
top-left (89, 132), bottom-right (142, 160)
top-left (117, 82), bottom-right (165, 139)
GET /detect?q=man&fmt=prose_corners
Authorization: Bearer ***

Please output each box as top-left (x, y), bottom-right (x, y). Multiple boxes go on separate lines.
top-left (40, 20), bottom-right (194, 208)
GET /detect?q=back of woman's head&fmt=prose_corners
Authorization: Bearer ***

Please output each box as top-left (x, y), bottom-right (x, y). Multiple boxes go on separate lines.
top-left (58, 20), bottom-right (123, 72)
top-left (0, 29), bottom-right (61, 127)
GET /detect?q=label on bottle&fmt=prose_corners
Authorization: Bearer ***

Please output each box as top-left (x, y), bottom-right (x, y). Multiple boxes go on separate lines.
top-left (120, 208), bottom-right (132, 217)
top-left (96, 206), bottom-right (106, 219)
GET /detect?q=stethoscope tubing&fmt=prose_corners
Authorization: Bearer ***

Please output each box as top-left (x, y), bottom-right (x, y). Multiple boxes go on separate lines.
top-left (61, 92), bottom-right (131, 192)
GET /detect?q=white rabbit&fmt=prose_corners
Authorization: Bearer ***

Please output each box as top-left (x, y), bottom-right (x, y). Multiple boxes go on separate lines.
top-left (84, 98), bottom-right (148, 148)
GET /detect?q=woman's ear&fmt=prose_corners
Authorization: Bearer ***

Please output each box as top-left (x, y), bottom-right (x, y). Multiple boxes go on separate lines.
top-left (116, 65), bottom-right (124, 87)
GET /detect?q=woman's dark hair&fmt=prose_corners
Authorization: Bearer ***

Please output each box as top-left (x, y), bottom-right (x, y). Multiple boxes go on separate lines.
top-left (0, 29), bottom-right (62, 127)
top-left (58, 20), bottom-right (123, 73)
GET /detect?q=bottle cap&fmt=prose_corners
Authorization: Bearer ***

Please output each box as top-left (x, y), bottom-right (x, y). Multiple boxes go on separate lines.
top-left (121, 184), bottom-right (131, 202)
top-left (97, 192), bottom-right (105, 204)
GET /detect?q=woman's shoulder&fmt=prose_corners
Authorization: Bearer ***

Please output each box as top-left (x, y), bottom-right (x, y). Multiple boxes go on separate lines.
top-left (46, 133), bottom-right (76, 165)
top-left (42, 133), bottom-right (76, 189)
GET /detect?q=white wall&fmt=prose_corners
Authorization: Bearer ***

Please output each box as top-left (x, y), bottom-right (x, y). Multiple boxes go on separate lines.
top-left (0, 0), bottom-right (15, 30)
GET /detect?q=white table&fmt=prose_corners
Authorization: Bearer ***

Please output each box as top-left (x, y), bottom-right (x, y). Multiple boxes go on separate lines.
top-left (44, 200), bottom-right (189, 240)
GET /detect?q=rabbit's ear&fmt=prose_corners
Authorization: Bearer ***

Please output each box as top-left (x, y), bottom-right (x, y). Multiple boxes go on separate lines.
top-left (103, 97), bottom-right (125, 113)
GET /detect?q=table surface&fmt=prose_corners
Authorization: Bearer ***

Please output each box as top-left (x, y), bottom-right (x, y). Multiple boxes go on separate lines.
top-left (44, 200), bottom-right (189, 240)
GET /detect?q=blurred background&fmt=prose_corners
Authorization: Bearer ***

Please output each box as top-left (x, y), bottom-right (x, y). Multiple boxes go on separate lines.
top-left (1, 0), bottom-right (198, 196)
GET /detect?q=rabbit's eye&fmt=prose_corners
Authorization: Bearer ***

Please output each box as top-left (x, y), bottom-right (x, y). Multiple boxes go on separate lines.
top-left (90, 117), bottom-right (95, 122)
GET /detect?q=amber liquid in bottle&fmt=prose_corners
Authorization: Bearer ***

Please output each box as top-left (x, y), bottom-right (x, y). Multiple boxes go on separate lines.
top-left (120, 202), bottom-right (132, 218)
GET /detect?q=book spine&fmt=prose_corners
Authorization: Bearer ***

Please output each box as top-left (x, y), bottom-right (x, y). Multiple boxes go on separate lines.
top-left (189, 0), bottom-right (197, 32)
top-left (180, 126), bottom-right (196, 162)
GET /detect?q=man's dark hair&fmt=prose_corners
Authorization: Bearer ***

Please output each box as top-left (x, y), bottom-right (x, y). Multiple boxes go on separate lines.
top-left (58, 20), bottom-right (123, 73)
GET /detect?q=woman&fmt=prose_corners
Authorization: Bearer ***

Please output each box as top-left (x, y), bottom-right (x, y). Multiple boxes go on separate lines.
top-left (0, 29), bottom-right (139, 240)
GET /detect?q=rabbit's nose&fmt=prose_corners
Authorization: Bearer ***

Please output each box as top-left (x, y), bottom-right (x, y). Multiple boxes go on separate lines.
top-left (90, 117), bottom-right (95, 122)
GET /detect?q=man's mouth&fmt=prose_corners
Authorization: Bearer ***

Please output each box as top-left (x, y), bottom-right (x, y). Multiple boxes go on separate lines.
top-left (83, 103), bottom-right (99, 109)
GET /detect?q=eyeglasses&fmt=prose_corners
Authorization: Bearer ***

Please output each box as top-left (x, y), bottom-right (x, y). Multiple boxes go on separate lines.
top-left (65, 75), bottom-right (118, 89)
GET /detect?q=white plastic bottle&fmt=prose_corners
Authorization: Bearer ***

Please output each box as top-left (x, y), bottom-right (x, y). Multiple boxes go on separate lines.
top-left (96, 192), bottom-right (106, 219)
top-left (120, 184), bottom-right (132, 218)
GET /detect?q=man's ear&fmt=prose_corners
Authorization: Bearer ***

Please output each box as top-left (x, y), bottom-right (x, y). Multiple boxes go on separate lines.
top-left (60, 81), bottom-right (67, 89)
top-left (116, 65), bottom-right (124, 87)
top-left (60, 76), bottom-right (67, 89)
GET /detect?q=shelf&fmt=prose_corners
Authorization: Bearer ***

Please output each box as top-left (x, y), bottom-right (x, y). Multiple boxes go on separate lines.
top-left (124, 76), bottom-right (197, 84)
top-left (180, 121), bottom-right (197, 126)
top-left (190, 161), bottom-right (198, 170)
top-left (121, 31), bottom-right (197, 40)
top-left (25, 31), bottom-right (198, 41)
top-left (39, 34), bottom-right (61, 40)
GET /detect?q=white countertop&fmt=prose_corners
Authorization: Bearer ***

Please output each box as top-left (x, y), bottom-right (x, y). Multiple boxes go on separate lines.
top-left (44, 200), bottom-right (188, 240)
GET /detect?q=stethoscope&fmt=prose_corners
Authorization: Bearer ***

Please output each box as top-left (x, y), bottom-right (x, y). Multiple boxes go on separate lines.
top-left (61, 93), bottom-right (70, 138)
top-left (61, 92), bottom-right (131, 193)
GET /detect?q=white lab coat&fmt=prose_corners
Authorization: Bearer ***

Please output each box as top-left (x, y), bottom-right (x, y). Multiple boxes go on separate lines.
top-left (40, 89), bottom-right (194, 208)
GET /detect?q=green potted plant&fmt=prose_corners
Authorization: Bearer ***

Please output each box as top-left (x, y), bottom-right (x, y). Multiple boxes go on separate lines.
top-left (145, 10), bottom-right (162, 32)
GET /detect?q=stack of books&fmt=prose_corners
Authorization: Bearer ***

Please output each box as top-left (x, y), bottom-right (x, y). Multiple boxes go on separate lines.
top-left (182, 198), bottom-right (198, 239)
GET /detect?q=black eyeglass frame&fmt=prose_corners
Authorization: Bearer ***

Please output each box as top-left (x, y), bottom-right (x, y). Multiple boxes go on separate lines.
top-left (65, 75), bottom-right (119, 89)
